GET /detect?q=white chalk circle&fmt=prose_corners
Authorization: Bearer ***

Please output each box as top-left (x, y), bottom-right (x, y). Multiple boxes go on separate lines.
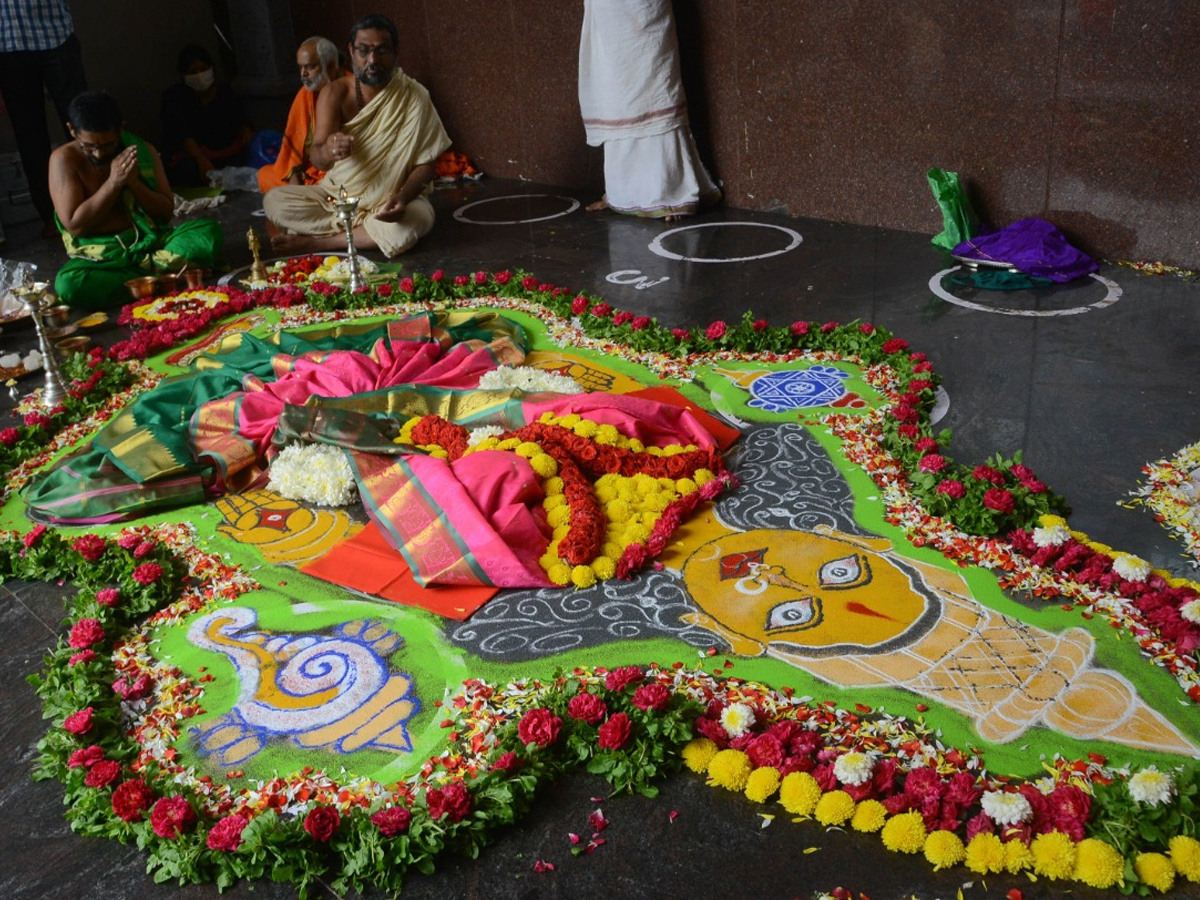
top-left (929, 267), bottom-right (1121, 316)
top-left (453, 194), bottom-right (580, 225)
top-left (648, 221), bottom-right (803, 263)
top-left (929, 386), bottom-right (950, 425)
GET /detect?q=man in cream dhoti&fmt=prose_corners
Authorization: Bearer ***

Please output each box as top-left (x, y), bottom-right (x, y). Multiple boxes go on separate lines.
top-left (264, 14), bottom-right (450, 258)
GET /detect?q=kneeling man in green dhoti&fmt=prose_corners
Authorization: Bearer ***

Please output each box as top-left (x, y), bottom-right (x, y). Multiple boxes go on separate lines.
top-left (49, 90), bottom-right (223, 310)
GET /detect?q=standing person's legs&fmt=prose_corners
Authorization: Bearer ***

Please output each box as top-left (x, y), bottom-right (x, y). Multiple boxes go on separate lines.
top-left (0, 49), bottom-right (56, 229)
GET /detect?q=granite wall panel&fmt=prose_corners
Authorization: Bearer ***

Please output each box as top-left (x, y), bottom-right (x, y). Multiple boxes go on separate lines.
top-left (286, 0), bottom-right (1200, 266)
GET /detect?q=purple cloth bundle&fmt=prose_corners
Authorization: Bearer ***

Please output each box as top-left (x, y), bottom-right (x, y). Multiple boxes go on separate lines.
top-left (953, 218), bottom-right (1098, 283)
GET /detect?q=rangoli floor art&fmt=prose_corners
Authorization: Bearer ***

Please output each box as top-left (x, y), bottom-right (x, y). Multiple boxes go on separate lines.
top-left (3, 265), bottom-right (1199, 897)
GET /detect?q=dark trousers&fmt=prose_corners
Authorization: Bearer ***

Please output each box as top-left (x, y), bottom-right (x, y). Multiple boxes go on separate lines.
top-left (0, 33), bottom-right (88, 225)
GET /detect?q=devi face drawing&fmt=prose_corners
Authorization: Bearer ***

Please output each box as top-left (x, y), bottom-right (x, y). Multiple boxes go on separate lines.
top-left (682, 527), bottom-right (932, 654)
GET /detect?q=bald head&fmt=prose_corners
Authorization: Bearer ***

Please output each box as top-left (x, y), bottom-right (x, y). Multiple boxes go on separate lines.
top-left (297, 36), bottom-right (338, 91)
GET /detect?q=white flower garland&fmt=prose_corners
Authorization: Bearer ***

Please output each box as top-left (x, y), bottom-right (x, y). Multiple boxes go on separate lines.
top-left (477, 365), bottom-right (584, 395)
top-left (267, 443), bottom-right (358, 507)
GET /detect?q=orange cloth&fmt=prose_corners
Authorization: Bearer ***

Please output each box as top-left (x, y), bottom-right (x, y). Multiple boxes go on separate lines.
top-left (300, 521), bottom-right (498, 621)
top-left (257, 86), bottom-right (325, 193)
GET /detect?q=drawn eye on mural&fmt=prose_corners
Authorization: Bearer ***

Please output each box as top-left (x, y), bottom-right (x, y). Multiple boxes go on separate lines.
top-left (766, 597), bottom-right (816, 631)
top-left (819, 553), bottom-right (869, 589)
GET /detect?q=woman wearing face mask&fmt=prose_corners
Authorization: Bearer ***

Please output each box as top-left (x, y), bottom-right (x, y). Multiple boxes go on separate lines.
top-left (160, 44), bottom-right (255, 186)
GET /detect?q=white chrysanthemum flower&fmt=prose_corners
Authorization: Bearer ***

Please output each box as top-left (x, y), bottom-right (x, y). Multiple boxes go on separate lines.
top-left (720, 702), bottom-right (756, 738)
top-left (980, 790), bottom-right (1033, 826)
top-left (477, 365), bottom-right (584, 395)
top-left (1128, 766), bottom-right (1175, 807)
top-left (1111, 553), bottom-right (1152, 582)
top-left (1181, 599), bottom-right (1200, 625)
top-left (268, 443), bottom-right (358, 506)
top-left (1032, 524), bottom-right (1071, 547)
top-left (467, 425), bottom-right (505, 447)
top-left (833, 751), bottom-right (875, 786)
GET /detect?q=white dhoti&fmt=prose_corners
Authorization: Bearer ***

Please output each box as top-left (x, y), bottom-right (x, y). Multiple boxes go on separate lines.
top-left (264, 68), bottom-right (450, 258)
top-left (579, 0), bottom-right (719, 218)
top-left (264, 187), bottom-right (436, 258)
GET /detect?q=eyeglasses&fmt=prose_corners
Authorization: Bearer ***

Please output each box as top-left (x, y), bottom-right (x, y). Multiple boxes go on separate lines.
top-left (77, 138), bottom-right (119, 153)
top-left (352, 43), bottom-right (394, 60)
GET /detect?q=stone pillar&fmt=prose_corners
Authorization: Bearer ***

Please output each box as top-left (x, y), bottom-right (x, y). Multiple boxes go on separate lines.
top-left (224, 0), bottom-right (297, 128)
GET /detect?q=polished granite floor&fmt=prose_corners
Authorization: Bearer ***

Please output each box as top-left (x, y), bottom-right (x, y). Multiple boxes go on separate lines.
top-left (1, 179), bottom-right (1197, 900)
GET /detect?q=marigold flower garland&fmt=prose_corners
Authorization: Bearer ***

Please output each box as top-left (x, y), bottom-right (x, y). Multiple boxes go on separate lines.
top-left (395, 410), bottom-right (735, 584)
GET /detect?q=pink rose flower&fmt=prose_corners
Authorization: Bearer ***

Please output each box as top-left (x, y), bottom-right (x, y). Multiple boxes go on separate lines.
top-left (69, 618), bottom-right (105, 649)
top-left (983, 488), bottom-right (1015, 513)
top-left (431, 269), bottom-right (444, 282)
top-left (753, 318), bottom-right (769, 332)
top-left (427, 781), bottom-right (472, 822)
top-left (112, 779), bottom-right (156, 822)
top-left (973, 465), bottom-right (1005, 485)
top-left (567, 692), bottom-right (608, 725)
top-left (571, 295), bottom-right (589, 315)
top-left (604, 665), bottom-right (644, 691)
top-left (303, 805), bottom-right (340, 842)
top-left (914, 437), bottom-right (938, 454)
top-left (117, 532), bottom-right (141, 550)
top-left (517, 707), bottom-right (562, 748)
top-left (68, 745), bottom-right (106, 769)
top-left (22, 524), bottom-right (47, 547)
top-left (24, 411), bottom-right (51, 428)
top-left (631, 682), bottom-right (671, 713)
top-left (591, 302), bottom-right (612, 318)
top-left (454, 274), bottom-right (469, 286)
top-left (398, 277), bottom-right (415, 293)
top-left (612, 311), bottom-right (633, 326)
top-left (473, 271), bottom-right (488, 284)
top-left (492, 270), bottom-right (511, 284)
top-left (859, 323), bottom-right (875, 334)
top-left (918, 454), bottom-right (947, 473)
top-left (820, 321), bottom-right (839, 333)
top-left (936, 480), bottom-right (966, 499)
top-left (207, 814), bottom-right (249, 851)
top-left (132, 562), bottom-right (163, 585)
top-left (882, 338), bottom-right (909, 354)
top-left (72, 534), bottom-right (108, 562)
top-left (84, 759), bottom-right (122, 788)
top-left (133, 540), bottom-right (155, 559)
top-left (68, 649), bottom-right (97, 666)
top-left (598, 712), bottom-right (632, 750)
top-left (630, 315), bottom-right (651, 331)
top-left (705, 321), bottom-right (727, 340)
top-left (491, 751), bottom-right (520, 773)
top-left (370, 806), bottom-right (412, 837)
top-left (671, 327), bottom-right (690, 341)
top-left (790, 321), bottom-right (810, 337)
top-left (0, 427), bottom-right (18, 446)
top-left (151, 796), bottom-right (196, 839)
top-left (897, 424), bottom-right (919, 440)
top-left (96, 588), bottom-right (120, 607)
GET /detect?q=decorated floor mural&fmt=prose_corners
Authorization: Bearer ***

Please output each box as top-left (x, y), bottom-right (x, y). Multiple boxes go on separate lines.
top-left (3, 264), bottom-right (1200, 897)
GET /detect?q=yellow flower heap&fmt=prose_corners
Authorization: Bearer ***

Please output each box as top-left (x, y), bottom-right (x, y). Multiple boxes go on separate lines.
top-left (396, 410), bottom-right (728, 586)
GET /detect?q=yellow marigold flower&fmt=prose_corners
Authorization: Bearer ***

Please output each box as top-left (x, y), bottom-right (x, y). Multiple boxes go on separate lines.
top-left (547, 505), bottom-right (571, 529)
top-left (546, 563), bottom-right (572, 586)
top-left (595, 424), bottom-right (620, 444)
top-left (1031, 831), bottom-right (1077, 880)
top-left (514, 440), bottom-right (541, 458)
top-left (850, 799), bottom-right (887, 833)
top-left (623, 522), bottom-right (650, 545)
top-left (633, 473), bottom-right (657, 493)
top-left (1003, 837), bottom-right (1033, 874)
top-left (745, 767), bottom-right (781, 804)
top-left (538, 411), bottom-right (556, 424)
top-left (571, 565), bottom-right (597, 589)
top-left (595, 482), bottom-right (618, 503)
top-left (497, 437), bottom-right (521, 451)
top-left (645, 445), bottom-right (663, 456)
top-left (573, 418), bottom-right (598, 438)
top-left (923, 830), bottom-right (966, 871)
top-left (559, 414), bottom-right (581, 428)
top-left (694, 468), bottom-right (714, 485)
top-left (601, 541), bottom-right (624, 561)
top-left (641, 491), bottom-right (672, 513)
top-left (423, 446), bottom-right (448, 459)
top-left (880, 810), bottom-right (926, 855)
top-left (543, 494), bottom-right (567, 511)
top-left (605, 499), bottom-right (632, 523)
top-left (1169, 835), bottom-right (1200, 882)
top-left (706, 749), bottom-right (752, 792)
top-left (539, 546), bottom-right (561, 570)
top-left (627, 438), bottom-right (644, 453)
top-left (681, 738), bottom-right (718, 774)
top-left (590, 556), bottom-right (616, 581)
top-left (676, 478), bottom-right (698, 495)
top-left (1135, 852), bottom-right (1176, 893)
top-left (779, 771), bottom-right (822, 816)
top-left (1039, 514), bottom-right (1068, 528)
top-left (543, 476), bottom-right (564, 495)
top-left (814, 790), bottom-right (856, 826)
top-left (964, 832), bottom-right (1006, 874)
top-left (529, 453), bottom-right (558, 478)
top-left (1073, 838), bottom-right (1125, 889)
